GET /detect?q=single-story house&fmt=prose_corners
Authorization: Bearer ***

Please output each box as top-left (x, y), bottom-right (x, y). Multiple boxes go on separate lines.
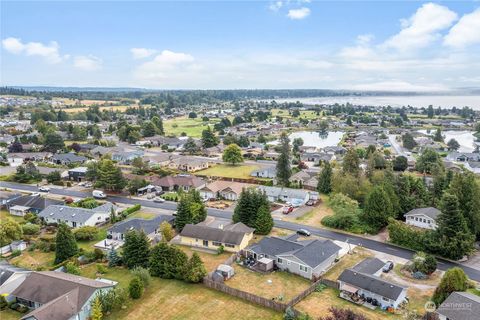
top-left (300, 152), bottom-right (335, 165)
top-left (179, 222), bottom-right (254, 253)
top-left (107, 215), bottom-right (175, 242)
top-left (7, 195), bottom-right (63, 215)
top-left (50, 153), bottom-right (88, 165)
top-left (256, 186), bottom-right (319, 205)
top-left (446, 152), bottom-right (480, 162)
top-left (0, 191), bottom-right (21, 207)
top-left (68, 166), bottom-right (88, 181)
top-left (436, 291), bottom-right (480, 320)
top-left (404, 207), bottom-right (441, 230)
top-left (148, 136), bottom-right (185, 149)
top-left (145, 153), bottom-right (180, 167)
top-left (12, 271), bottom-right (115, 320)
top-left (289, 170), bottom-right (318, 189)
top-left (38, 204), bottom-right (112, 228)
top-left (245, 235), bottom-right (341, 280)
top-left (168, 156), bottom-right (211, 172)
top-left (251, 166), bottom-right (277, 179)
top-left (199, 180), bottom-right (251, 201)
top-left (150, 174), bottom-right (206, 192)
top-left (7, 152), bottom-right (51, 166)
top-left (9, 205), bottom-right (31, 217)
top-left (0, 261), bottom-right (31, 302)
top-left (112, 150), bottom-right (144, 164)
top-left (338, 258), bottom-right (407, 309)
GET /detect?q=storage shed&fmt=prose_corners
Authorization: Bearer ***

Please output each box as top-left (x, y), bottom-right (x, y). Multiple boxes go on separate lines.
top-left (216, 264), bottom-right (235, 280)
top-left (257, 257), bottom-right (274, 272)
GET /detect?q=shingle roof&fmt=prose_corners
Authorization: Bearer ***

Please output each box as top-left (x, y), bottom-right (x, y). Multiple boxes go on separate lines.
top-left (51, 153), bottom-right (87, 163)
top-left (352, 258), bottom-right (385, 275)
top-left (436, 291), bottom-right (480, 320)
top-left (405, 207), bottom-right (441, 220)
top-left (0, 261), bottom-right (29, 286)
top-left (287, 239), bottom-right (341, 268)
top-left (180, 224), bottom-right (250, 245)
top-left (8, 195), bottom-right (62, 211)
top-left (92, 202), bottom-right (118, 214)
top-left (248, 237), bottom-right (304, 257)
top-left (338, 269), bottom-right (406, 301)
top-left (223, 222), bottom-right (255, 234)
top-left (108, 215), bottom-right (174, 235)
top-left (38, 205), bottom-right (98, 223)
top-left (150, 175), bottom-right (205, 188)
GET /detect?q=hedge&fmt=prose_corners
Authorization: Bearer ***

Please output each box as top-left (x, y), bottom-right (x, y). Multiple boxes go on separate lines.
top-left (120, 204), bottom-right (141, 218)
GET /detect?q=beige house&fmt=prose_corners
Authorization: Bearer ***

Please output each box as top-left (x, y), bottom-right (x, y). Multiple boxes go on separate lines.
top-left (179, 222), bottom-right (254, 253)
top-left (199, 180), bottom-right (252, 201)
top-left (168, 157), bottom-right (211, 172)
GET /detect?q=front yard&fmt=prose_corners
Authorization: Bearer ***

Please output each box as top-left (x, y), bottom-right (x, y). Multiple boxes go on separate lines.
top-left (322, 247), bottom-right (373, 281)
top-left (195, 164), bottom-right (260, 179)
top-left (284, 195), bottom-right (333, 227)
top-left (226, 266), bottom-right (311, 302)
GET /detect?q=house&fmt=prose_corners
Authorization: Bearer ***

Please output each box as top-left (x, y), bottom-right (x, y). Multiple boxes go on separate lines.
top-left (446, 152), bottom-right (480, 162)
top-left (12, 271), bottom-right (115, 320)
top-left (7, 152), bottom-right (51, 166)
top-left (338, 258), bottom-right (407, 309)
top-left (465, 161), bottom-right (480, 174)
top-left (112, 150), bottom-right (144, 164)
top-left (148, 136), bottom-right (185, 149)
top-left (78, 143), bottom-right (98, 153)
top-left (300, 152), bottom-right (334, 165)
top-left (256, 186), bottom-right (319, 205)
top-left (0, 261), bottom-right (31, 302)
top-left (7, 195), bottom-right (63, 215)
top-left (245, 235), bottom-right (341, 280)
top-left (145, 153), bottom-right (180, 167)
top-left (107, 215), bottom-right (175, 242)
top-left (289, 170), bottom-right (318, 189)
top-left (404, 207), bottom-right (441, 230)
top-left (199, 180), bottom-right (251, 201)
top-left (251, 166), bottom-right (277, 179)
top-left (68, 166), bottom-right (88, 182)
top-left (436, 291), bottom-right (480, 320)
top-left (38, 204), bottom-right (112, 228)
top-left (0, 190), bottom-right (21, 206)
top-left (168, 156), bottom-right (211, 172)
top-left (51, 153), bottom-right (88, 165)
top-left (150, 174), bottom-right (206, 192)
top-left (203, 144), bottom-right (226, 157)
top-left (179, 222), bottom-right (254, 253)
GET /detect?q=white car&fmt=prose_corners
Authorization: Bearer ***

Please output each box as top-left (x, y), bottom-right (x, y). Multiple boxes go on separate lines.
top-left (153, 197), bottom-right (165, 203)
top-left (38, 186), bottom-right (50, 192)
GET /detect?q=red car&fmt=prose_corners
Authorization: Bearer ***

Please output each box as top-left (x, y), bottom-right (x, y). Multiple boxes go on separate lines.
top-left (282, 206), bottom-right (294, 214)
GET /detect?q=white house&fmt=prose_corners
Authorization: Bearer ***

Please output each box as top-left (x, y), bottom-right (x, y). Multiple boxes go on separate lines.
top-left (0, 262), bottom-right (31, 302)
top-left (256, 186), bottom-right (319, 205)
top-left (404, 207), bottom-right (441, 230)
top-left (38, 205), bottom-right (111, 228)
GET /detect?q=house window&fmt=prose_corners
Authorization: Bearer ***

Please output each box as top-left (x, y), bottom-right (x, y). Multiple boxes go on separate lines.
top-left (382, 297), bottom-right (389, 302)
top-left (212, 241), bottom-right (222, 246)
top-left (72, 222), bottom-right (77, 228)
top-left (277, 258), bottom-right (283, 264)
top-left (299, 265), bottom-right (309, 272)
top-left (225, 244), bottom-right (235, 248)
top-left (202, 240), bottom-right (208, 247)
top-left (415, 217), bottom-right (418, 221)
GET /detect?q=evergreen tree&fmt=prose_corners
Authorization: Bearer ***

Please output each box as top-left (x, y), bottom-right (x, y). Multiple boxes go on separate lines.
top-left (393, 156), bottom-right (408, 171)
top-left (185, 252), bottom-right (207, 283)
top-left (317, 162), bottom-right (332, 194)
top-left (276, 132), bottom-right (292, 186)
top-left (97, 159), bottom-right (126, 191)
top-left (253, 205), bottom-right (274, 235)
top-left (90, 296), bottom-right (103, 320)
top-left (362, 186), bottom-right (393, 231)
top-left (222, 144), bottom-right (244, 165)
top-left (54, 223), bottom-right (78, 264)
top-left (416, 148), bottom-right (443, 174)
top-left (447, 138), bottom-right (460, 151)
top-left (402, 133), bottom-right (417, 150)
top-left (448, 172), bottom-right (480, 237)
top-left (432, 267), bottom-right (468, 306)
top-left (201, 126), bottom-right (219, 148)
top-left (160, 221), bottom-right (174, 242)
top-left (122, 230), bottom-right (150, 269)
top-left (183, 137), bottom-right (199, 155)
top-left (107, 248), bottom-right (121, 267)
top-left (151, 116), bottom-right (164, 135)
top-left (141, 121), bottom-right (156, 137)
top-left (44, 132), bottom-right (65, 153)
top-left (433, 128), bottom-right (443, 142)
top-left (149, 243), bottom-right (188, 279)
top-left (233, 188), bottom-right (270, 231)
top-left (175, 194), bottom-right (193, 232)
top-left (342, 149), bottom-right (360, 176)
top-left (128, 277), bottom-right (144, 299)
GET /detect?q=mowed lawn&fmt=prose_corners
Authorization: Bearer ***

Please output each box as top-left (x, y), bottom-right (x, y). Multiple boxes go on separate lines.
top-left (164, 117), bottom-right (220, 138)
top-left (196, 164), bottom-right (259, 179)
top-left (226, 267), bottom-right (311, 302)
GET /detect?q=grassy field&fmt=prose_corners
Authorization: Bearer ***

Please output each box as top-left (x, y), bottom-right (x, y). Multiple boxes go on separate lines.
top-left (164, 117), bottom-right (221, 138)
top-left (195, 164), bottom-right (259, 179)
top-left (177, 245), bottom-right (231, 272)
top-left (128, 210), bottom-right (158, 220)
top-left (77, 226), bottom-right (109, 250)
top-left (226, 267), bottom-right (311, 302)
top-left (0, 209), bottom-right (25, 223)
top-left (58, 105), bottom-right (133, 113)
top-left (271, 108), bottom-right (325, 120)
top-left (296, 287), bottom-right (400, 320)
top-left (10, 250), bottom-right (55, 269)
top-left (0, 309), bottom-right (23, 320)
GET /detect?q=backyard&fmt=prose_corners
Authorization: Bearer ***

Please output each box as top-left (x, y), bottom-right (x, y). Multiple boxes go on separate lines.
top-left (10, 250), bottom-right (55, 269)
top-left (195, 164), bottom-right (260, 179)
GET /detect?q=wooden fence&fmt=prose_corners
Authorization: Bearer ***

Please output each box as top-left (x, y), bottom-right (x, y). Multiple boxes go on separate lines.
top-left (287, 277), bottom-right (339, 307)
top-left (203, 278), bottom-right (289, 313)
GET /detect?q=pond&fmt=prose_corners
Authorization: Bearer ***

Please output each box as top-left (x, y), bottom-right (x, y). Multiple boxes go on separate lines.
top-left (269, 131), bottom-right (344, 149)
top-left (418, 130), bottom-right (477, 153)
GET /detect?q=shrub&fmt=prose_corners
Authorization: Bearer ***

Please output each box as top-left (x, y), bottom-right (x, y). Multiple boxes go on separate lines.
top-left (97, 287), bottom-right (128, 313)
top-left (217, 245), bottom-right (225, 255)
top-left (73, 226), bottom-right (98, 241)
top-left (22, 223), bottom-right (40, 235)
top-left (121, 204), bottom-right (141, 216)
top-left (131, 266), bottom-right (151, 287)
top-left (128, 277), bottom-right (144, 299)
top-left (65, 262), bottom-right (81, 275)
top-left (10, 249), bottom-right (22, 258)
top-left (96, 263), bottom-right (107, 274)
top-left (0, 295), bottom-right (7, 310)
top-left (94, 248), bottom-right (105, 261)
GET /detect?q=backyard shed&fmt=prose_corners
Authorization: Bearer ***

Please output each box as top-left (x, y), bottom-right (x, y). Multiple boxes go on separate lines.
top-left (257, 257), bottom-right (274, 272)
top-left (216, 264), bottom-right (235, 280)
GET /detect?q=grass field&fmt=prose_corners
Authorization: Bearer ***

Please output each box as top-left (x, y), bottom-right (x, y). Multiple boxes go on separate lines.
top-left (177, 245), bottom-right (231, 272)
top-left (57, 105), bottom-right (133, 113)
top-left (0, 209), bottom-right (25, 223)
top-left (163, 117), bottom-right (220, 138)
top-left (226, 267), bottom-right (310, 302)
top-left (128, 210), bottom-right (158, 220)
top-left (10, 250), bottom-right (55, 269)
top-left (0, 309), bottom-right (23, 320)
top-left (77, 226), bottom-right (109, 250)
top-left (285, 195), bottom-right (333, 227)
top-left (195, 164), bottom-right (259, 179)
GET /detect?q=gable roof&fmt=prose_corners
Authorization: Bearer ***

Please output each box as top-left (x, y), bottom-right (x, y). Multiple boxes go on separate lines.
top-left (437, 291), bottom-right (480, 320)
top-left (92, 202), bottom-right (118, 214)
top-left (248, 236), bottom-right (304, 257)
top-left (338, 269), bottom-right (406, 301)
top-left (202, 181), bottom-right (251, 195)
top-left (405, 207), bottom-right (441, 220)
top-left (0, 262), bottom-right (30, 286)
top-left (150, 175), bottom-right (205, 188)
top-left (352, 258), bottom-right (385, 275)
top-left (223, 222), bottom-right (254, 234)
top-left (180, 224), bottom-right (250, 245)
top-left (8, 195), bottom-right (62, 211)
top-left (285, 239), bottom-right (341, 268)
top-left (38, 205), bottom-right (100, 223)
top-left (108, 215), bottom-right (174, 235)
top-left (51, 153), bottom-right (87, 163)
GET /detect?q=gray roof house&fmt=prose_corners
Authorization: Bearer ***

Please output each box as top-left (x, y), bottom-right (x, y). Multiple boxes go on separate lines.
top-left (7, 195), bottom-right (63, 215)
top-left (39, 205), bottom-right (111, 228)
top-left (111, 150), bottom-right (144, 164)
top-left (245, 236), bottom-right (341, 280)
top-left (338, 258), bottom-right (407, 309)
top-left (12, 271), bottom-right (115, 320)
top-left (256, 186), bottom-right (319, 205)
top-left (107, 215), bottom-right (175, 242)
top-left (251, 166), bottom-right (277, 179)
top-left (51, 153), bottom-right (88, 165)
top-left (0, 261), bottom-right (31, 302)
top-left (436, 291), bottom-right (480, 320)
top-left (405, 207), bottom-right (441, 230)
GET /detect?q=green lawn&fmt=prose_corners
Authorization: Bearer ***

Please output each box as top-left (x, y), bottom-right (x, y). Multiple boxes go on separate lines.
top-left (0, 309), bottom-right (24, 320)
top-left (77, 226), bottom-right (109, 250)
top-left (0, 210), bottom-right (25, 223)
top-left (164, 117), bottom-right (220, 138)
top-left (10, 250), bottom-right (55, 269)
top-left (195, 164), bottom-right (260, 179)
top-left (127, 210), bottom-right (157, 220)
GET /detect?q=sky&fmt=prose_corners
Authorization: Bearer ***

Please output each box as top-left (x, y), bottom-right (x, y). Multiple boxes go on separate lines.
top-left (1, 0), bottom-right (480, 91)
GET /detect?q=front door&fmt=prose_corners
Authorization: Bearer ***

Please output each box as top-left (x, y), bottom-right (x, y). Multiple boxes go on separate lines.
top-left (203, 240), bottom-right (208, 247)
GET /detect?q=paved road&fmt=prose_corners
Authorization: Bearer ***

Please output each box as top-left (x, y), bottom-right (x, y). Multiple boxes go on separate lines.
top-left (2, 181), bottom-right (480, 281)
top-left (388, 134), bottom-right (414, 162)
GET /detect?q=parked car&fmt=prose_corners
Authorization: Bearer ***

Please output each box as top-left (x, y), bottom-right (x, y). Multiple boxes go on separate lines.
top-left (38, 186), bottom-right (50, 192)
top-left (30, 192), bottom-right (40, 197)
top-left (282, 206), bottom-right (294, 214)
top-left (84, 182), bottom-right (93, 188)
top-left (153, 197), bottom-right (165, 203)
top-left (92, 190), bottom-right (107, 199)
top-left (296, 229), bottom-right (311, 236)
top-left (147, 193), bottom-right (155, 199)
top-left (306, 199), bottom-right (316, 206)
top-left (382, 261), bottom-right (394, 273)
top-left (155, 190), bottom-right (164, 196)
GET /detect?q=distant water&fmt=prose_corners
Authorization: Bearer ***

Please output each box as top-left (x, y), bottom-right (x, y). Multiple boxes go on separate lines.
top-left (274, 96), bottom-right (480, 109)
top-left (269, 131), bottom-right (344, 148)
top-left (419, 130), bottom-right (477, 152)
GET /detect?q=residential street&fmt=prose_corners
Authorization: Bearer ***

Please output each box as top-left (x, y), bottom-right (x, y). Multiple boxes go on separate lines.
top-left (2, 180), bottom-right (480, 281)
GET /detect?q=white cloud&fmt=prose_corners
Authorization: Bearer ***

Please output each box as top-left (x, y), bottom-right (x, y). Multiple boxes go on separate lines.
top-left (287, 7), bottom-right (310, 20)
top-left (444, 8), bottom-right (480, 48)
top-left (351, 80), bottom-right (450, 92)
top-left (269, 1), bottom-right (283, 12)
top-left (383, 2), bottom-right (457, 51)
top-left (130, 47), bottom-right (157, 59)
top-left (356, 34), bottom-right (374, 45)
top-left (73, 55), bottom-right (103, 71)
top-left (2, 37), bottom-right (67, 63)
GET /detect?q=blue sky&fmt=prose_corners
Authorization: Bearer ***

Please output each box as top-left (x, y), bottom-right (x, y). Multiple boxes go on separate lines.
top-left (1, 1), bottom-right (480, 90)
